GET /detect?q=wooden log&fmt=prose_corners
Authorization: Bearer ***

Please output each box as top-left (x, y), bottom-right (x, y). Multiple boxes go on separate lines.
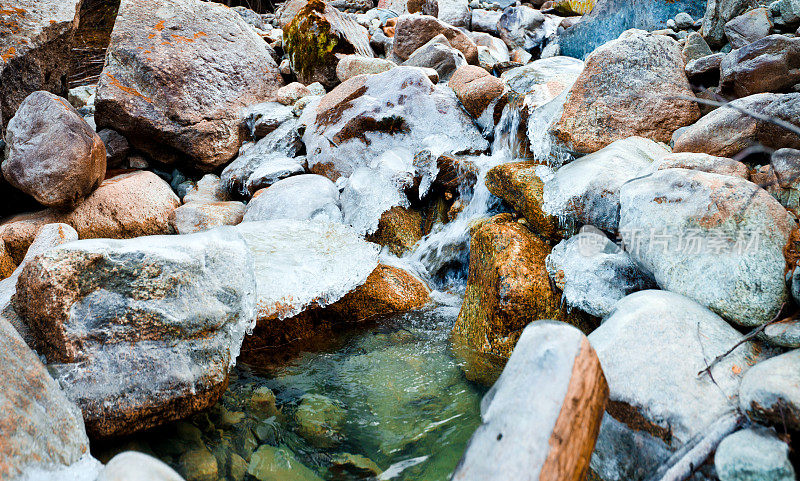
top-left (451, 320), bottom-right (608, 481)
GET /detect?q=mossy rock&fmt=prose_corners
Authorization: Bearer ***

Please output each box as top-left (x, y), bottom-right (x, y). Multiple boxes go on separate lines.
top-left (294, 394), bottom-right (346, 448)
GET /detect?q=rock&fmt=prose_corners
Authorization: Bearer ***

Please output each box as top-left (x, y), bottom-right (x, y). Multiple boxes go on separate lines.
top-left (244, 102), bottom-right (295, 140)
top-left (294, 394), bottom-right (346, 448)
top-left (543, 137), bottom-right (670, 232)
top-left (233, 6), bottom-right (265, 29)
top-left (557, 0), bottom-right (707, 59)
top-left (552, 0), bottom-right (596, 15)
top-left (249, 387), bottom-right (278, 418)
top-left (471, 31), bottom-right (510, 64)
top-left (322, 264), bottom-right (430, 321)
top-left (247, 445), bottom-right (322, 481)
top-left (546, 229), bottom-right (655, 318)
top-left (498, 6), bottom-right (551, 52)
top-left (275, 82), bottom-right (312, 106)
top-left (452, 214), bottom-right (584, 384)
top-left (170, 202), bottom-right (246, 235)
top-left (685, 52), bottom-right (725, 84)
top-left (392, 14), bottom-right (478, 64)
top-left (648, 152), bottom-right (749, 179)
top-left (0, 171), bottom-right (180, 264)
top-left (243, 174), bottom-right (342, 224)
top-left (68, 85), bottom-right (95, 110)
top-left (184, 174), bottom-right (230, 204)
top-left (449, 65), bottom-right (506, 131)
top-left (589, 413), bottom-right (672, 481)
top-left (761, 318), bottom-right (800, 348)
top-left (436, 0), bottom-right (470, 27)
top-left (283, 0), bottom-right (373, 88)
top-left (98, 129), bottom-right (131, 169)
top-left (2, 91), bottom-right (106, 209)
top-left (554, 30), bottom-right (699, 154)
top-left (97, 452), bottom-right (186, 481)
top-left (674, 12), bottom-right (695, 29)
top-left (471, 9), bottom-right (503, 35)
top-left (14, 227), bottom-right (257, 438)
top-left (589, 290), bottom-right (768, 446)
top-left (0, 241), bottom-right (13, 280)
top-left (235, 220), bottom-right (379, 325)
top-left (620, 168), bottom-right (793, 326)
top-left (366, 206), bottom-right (423, 256)
top-left (485, 161), bottom-right (561, 239)
top-left (739, 349), bottom-right (800, 430)
top-left (245, 158), bottom-right (306, 196)
top-left (719, 35), bottom-right (800, 98)
top-left (702, 0), bottom-right (751, 47)
top-left (330, 453), bottom-right (382, 478)
top-left (674, 93), bottom-right (800, 157)
top-left (682, 32), bottom-right (712, 62)
top-left (453, 321), bottom-right (607, 481)
top-left (180, 447), bottom-right (218, 481)
top-left (336, 55), bottom-right (396, 82)
top-left (0, 302), bottom-right (90, 478)
top-left (776, 0), bottom-right (800, 25)
top-left (303, 66), bottom-right (487, 181)
top-left (95, 0), bottom-right (283, 171)
top-left (715, 427), bottom-right (795, 481)
top-left (0, 0), bottom-right (81, 131)
top-left (403, 34), bottom-right (467, 81)
top-left (724, 7), bottom-right (773, 49)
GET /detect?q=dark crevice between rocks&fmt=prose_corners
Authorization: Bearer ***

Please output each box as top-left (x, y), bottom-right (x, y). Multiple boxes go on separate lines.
top-left (70, 0), bottom-right (121, 87)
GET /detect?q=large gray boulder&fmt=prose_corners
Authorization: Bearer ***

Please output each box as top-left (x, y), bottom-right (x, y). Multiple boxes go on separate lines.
top-left (403, 34), bottom-right (467, 81)
top-left (542, 137), bottom-right (670, 232)
top-left (497, 6), bottom-right (549, 51)
top-left (546, 229), bottom-right (656, 318)
top-left (0, 0), bottom-right (81, 131)
top-left (719, 35), bottom-right (800, 98)
top-left (589, 290), bottom-right (769, 447)
top-left (392, 14), bottom-right (479, 64)
top-left (95, 0), bottom-right (284, 170)
top-left (739, 349), bottom-right (800, 431)
top-left (243, 174), bottom-right (342, 224)
top-left (14, 228), bottom-right (257, 438)
top-left (702, 0), bottom-right (752, 47)
top-left (619, 168), bottom-right (794, 326)
top-left (2, 91), bottom-right (106, 209)
top-left (715, 427), bottom-right (795, 481)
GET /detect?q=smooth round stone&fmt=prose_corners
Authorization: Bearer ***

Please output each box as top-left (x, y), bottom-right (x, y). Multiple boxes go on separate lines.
top-left (715, 427), bottom-right (795, 481)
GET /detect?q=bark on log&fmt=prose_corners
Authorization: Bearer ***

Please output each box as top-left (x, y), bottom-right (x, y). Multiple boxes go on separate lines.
top-left (451, 320), bottom-right (609, 481)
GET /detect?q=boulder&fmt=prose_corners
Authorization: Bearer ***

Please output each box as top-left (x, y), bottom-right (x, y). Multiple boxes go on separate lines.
top-left (283, 0), bottom-right (373, 88)
top-left (723, 7), bottom-right (773, 49)
top-left (554, 30), bottom-right (699, 154)
top-left (701, 0), bottom-right (751, 47)
top-left (714, 427), bottom-right (795, 481)
top-left (589, 290), bottom-right (768, 446)
top-left (497, 6), bottom-right (548, 51)
top-left (449, 65), bottom-right (506, 131)
top-left (95, 0), bottom-right (283, 170)
top-left (682, 32), bottom-right (713, 62)
top-left (13, 227), bottom-right (257, 438)
top-left (245, 158), bottom-right (306, 196)
top-left (294, 394), bottom-right (346, 448)
top-left (484, 161), bottom-right (561, 239)
top-left (452, 321), bottom-right (607, 481)
top-left (392, 14), bottom-right (478, 64)
top-left (761, 318), bottom-right (800, 348)
top-left (243, 102), bottom-right (295, 140)
top-left (0, 240), bottom-right (13, 280)
top-left (303, 66), bottom-right (487, 181)
top-left (0, 296), bottom-right (90, 479)
top-left (98, 129), bottom-right (131, 169)
top-left (243, 174), bottom-right (342, 224)
top-left (673, 93), bottom-right (800, 158)
top-left (685, 52), bottom-right (725, 85)
top-left (647, 152), bottom-right (749, 179)
top-left (546, 230), bottom-right (655, 318)
top-left (247, 445), bottom-right (322, 481)
top-left (275, 82), bottom-right (313, 106)
top-left (557, 0), bottom-right (707, 59)
top-left (619, 168), bottom-right (793, 326)
top-left (234, 220), bottom-right (379, 323)
top-left (739, 349), bottom-right (800, 431)
top-left (719, 35), bottom-right (800, 98)
top-left (2, 91), bottom-right (106, 209)
top-left (97, 452), bottom-right (186, 481)
top-left (471, 9), bottom-right (503, 35)
top-left (542, 137), bottom-right (670, 232)
top-left (0, 0), bottom-right (81, 131)
top-left (336, 55), bottom-right (396, 82)
top-left (169, 202), bottom-right (246, 235)
top-left (365, 206), bottom-right (424, 256)
top-left (436, 0), bottom-right (470, 27)
top-left (183, 174), bottom-right (229, 204)
top-left (403, 34), bottom-right (467, 81)
top-left (0, 171), bottom-right (180, 264)
top-left (552, 0), bottom-right (595, 15)
top-left (452, 214), bottom-right (584, 384)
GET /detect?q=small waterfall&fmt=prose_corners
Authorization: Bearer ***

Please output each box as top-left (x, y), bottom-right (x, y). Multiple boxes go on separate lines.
top-left (397, 103), bottom-right (524, 290)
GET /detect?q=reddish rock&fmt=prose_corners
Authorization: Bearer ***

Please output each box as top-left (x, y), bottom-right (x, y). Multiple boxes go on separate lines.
top-left (392, 14), bottom-right (478, 65)
top-left (449, 65), bottom-right (507, 125)
top-left (720, 35), bottom-right (800, 98)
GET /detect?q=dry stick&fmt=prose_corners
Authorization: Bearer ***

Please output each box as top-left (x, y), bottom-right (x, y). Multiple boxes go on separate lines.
top-left (667, 94), bottom-right (800, 138)
top-left (697, 303), bottom-right (790, 379)
top-left (644, 412), bottom-right (744, 481)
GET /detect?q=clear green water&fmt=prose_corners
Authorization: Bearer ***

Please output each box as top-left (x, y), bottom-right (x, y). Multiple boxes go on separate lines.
top-left (95, 301), bottom-right (486, 481)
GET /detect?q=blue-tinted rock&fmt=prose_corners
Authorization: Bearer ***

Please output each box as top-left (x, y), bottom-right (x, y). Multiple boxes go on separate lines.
top-left (558, 0), bottom-right (707, 59)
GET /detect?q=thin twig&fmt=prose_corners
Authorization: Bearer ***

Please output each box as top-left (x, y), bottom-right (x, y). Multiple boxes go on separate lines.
top-left (697, 303), bottom-right (790, 379)
top-left (667, 94), bottom-right (800, 138)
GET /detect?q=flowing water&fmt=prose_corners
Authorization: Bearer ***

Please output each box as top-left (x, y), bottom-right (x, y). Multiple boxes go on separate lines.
top-left (94, 105), bottom-right (526, 481)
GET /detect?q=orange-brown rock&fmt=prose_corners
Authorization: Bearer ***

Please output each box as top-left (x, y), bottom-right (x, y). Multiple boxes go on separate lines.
top-left (366, 206), bottom-right (424, 256)
top-left (553, 29), bottom-right (700, 153)
top-left (485, 161), bottom-right (561, 240)
top-left (449, 65), bottom-right (507, 126)
top-left (392, 14), bottom-right (478, 65)
top-left (0, 171), bottom-right (180, 264)
top-left (452, 214), bottom-right (586, 384)
top-left (0, 240), bottom-right (14, 281)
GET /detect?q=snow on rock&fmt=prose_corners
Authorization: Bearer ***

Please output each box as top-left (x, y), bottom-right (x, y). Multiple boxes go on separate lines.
top-left (235, 220), bottom-right (380, 321)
